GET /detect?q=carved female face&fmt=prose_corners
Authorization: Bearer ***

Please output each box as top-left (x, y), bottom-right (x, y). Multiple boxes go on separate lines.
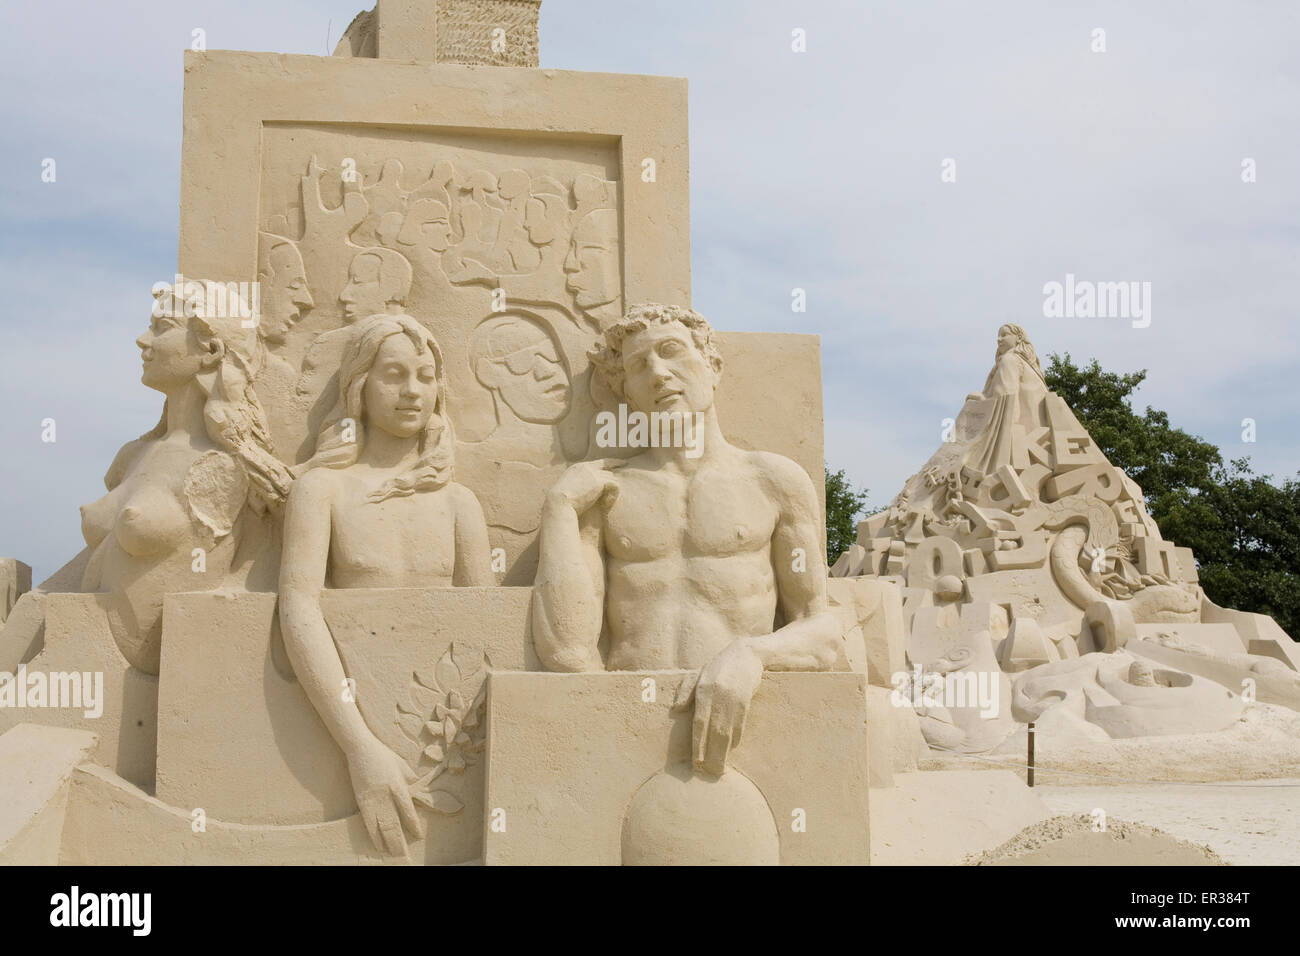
top-left (361, 332), bottom-right (440, 439)
top-left (136, 309), bottom-right (208, 394)
top-left (996, 326), bottom-right (1019, 355)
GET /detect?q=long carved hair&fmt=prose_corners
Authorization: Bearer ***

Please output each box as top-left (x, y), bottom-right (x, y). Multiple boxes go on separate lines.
top-left (995, 323), bottom-right (1045, 385)
top-left (108, 282), bottom-right (291, 516)
top-left (312, 314), bottom-right (455, 503)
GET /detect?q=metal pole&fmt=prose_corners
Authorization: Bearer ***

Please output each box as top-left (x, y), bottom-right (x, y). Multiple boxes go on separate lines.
top-left (1027, 721), bottom-right (1035, 787)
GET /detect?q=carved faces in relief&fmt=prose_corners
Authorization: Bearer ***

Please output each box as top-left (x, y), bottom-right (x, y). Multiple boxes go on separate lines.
top-left (257, 235), bottom-right (314, 345)
top-left (471, 316), bottom-right (571, 424)
top-left (339, 247), bottom-right (413, 323)
top-left (563, 208), bottom-right (619, 310)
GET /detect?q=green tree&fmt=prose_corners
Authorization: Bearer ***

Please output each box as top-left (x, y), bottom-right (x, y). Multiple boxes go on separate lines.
top-left (1045, 353), bottom-right (1300, 638)
top-left (825, 467), bottom-right (869, 569)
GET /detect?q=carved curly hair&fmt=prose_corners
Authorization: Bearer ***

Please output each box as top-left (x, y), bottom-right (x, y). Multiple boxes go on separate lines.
top-left (587, 303), bottom-right (723, 399)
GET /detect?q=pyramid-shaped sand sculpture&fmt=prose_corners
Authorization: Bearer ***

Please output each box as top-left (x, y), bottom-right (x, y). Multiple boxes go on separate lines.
top-left (833, 324), bottom-right (1300, 752)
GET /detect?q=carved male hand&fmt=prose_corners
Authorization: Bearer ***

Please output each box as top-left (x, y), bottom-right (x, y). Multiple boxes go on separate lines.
top-left (546, 458), bottom-right (623, 515)
top-left (685, 639), bottom-right (765, 776)
top-left (347, 734), bottom-right (424, 857)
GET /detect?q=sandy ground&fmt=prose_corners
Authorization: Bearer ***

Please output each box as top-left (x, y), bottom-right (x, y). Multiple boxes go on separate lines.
top-left (922, 702), bottom-right (1300, 783)
top-left (911, 702), bottom-right (1300, 864)
top-left (1032, 780), bottom-right (1300, 866)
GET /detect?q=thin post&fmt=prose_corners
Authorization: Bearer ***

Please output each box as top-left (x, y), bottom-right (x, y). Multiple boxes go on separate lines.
top-left (1027, 721), bottom-right (1035, 787)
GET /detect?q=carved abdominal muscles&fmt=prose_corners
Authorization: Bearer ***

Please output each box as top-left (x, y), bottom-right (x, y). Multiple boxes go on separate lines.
top-left (278, 314), bottom-right (492, 856)
top-left (80, 282), bottom-right (291, 675)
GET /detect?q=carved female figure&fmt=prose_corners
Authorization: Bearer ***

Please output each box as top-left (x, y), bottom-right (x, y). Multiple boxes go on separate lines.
top-left (962, 322), bottom-right (1049, 476)
top-left (80, 282), bottom-right (291, 675)
top-left (279, 314), bottom-right (492, 856)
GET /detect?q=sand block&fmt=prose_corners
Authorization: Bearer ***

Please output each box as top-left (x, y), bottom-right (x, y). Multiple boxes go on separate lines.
top-left (828, 575), bottom-right (904, 686)
top-left (1135, 622), bottom-right (1244, 658)
top-left (0, 593), bottom-right (156, 791)
top-left (0, 558), bottom-right (31, 625)
top-left (484, 671), bottom-right (870, 865)
top-left (1201, 599), bottom-right (1300, 671)
top-left (59, 763), bottom-right (405, 866)
top-left (0, 723), bottom-right (98, 864)
top-left (156, 587), bottom-right (534, 843)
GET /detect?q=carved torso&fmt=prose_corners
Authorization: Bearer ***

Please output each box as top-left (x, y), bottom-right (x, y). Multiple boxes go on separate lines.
top-left (601, 449), bottom-right (780, 670)
top-left (325, 471), bottom-right (464, 589)
top-left (80, 436), bottom-right (245, 674)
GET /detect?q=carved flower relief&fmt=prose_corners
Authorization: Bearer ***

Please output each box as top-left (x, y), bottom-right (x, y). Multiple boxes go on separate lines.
top-left (396, 642), bottom-right (489, 814)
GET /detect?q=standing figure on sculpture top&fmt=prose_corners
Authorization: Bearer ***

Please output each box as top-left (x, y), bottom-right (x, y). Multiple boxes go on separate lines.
top-left (963, 322), bottom-right (1050, 477)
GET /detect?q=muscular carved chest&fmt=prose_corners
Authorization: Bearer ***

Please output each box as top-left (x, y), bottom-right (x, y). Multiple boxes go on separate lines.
top-left (603, 468), bottom-right (776, 562)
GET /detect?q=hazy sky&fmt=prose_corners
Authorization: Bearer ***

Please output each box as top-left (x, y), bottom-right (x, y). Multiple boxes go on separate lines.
top-left (1, 0), bottom-right (1297, 581)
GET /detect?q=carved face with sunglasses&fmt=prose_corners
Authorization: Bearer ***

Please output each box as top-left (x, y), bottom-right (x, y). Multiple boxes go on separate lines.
top-left (470, 315), bottom-right (571, 425)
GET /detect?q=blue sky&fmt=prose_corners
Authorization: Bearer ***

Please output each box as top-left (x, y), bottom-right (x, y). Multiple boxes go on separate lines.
top-left (2, 0), bottom-right (1298, 581)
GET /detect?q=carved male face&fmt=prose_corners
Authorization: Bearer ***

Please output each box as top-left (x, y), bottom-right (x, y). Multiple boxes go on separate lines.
top-left (362, 333), bottom-right (440, 439)
top-left (619, 321), bottom-right (719, 417)
top-left (473, 318), bottom-right (571, 424)
top-left (397, 200), bottom-right (452, 254)
top-left (260, 241), bottom-right (314, 345)
top-left (137, 309), bottom-right (208, 394)
top-left (563, 209), bottom-right (619, 309)
top-left (340, 253), bottom-right (389, 323)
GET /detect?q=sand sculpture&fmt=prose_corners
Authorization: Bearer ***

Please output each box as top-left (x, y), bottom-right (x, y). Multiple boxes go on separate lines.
top-left (1, 1), bottom-right (1293, 867)
top-left (533, 305), bottom-right (842, 781)
top-left (0, 0), bottom-right (873, 866)
top-left (833, 323), bottom-right (1300, 751)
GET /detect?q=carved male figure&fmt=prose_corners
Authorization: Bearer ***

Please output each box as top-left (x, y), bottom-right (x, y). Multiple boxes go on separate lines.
top-left (532, 304), bottom-right (841, 774)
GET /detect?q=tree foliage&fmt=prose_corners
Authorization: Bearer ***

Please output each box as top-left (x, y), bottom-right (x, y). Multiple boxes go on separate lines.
top-left (1046, 353), bottom-right (1300, 638)
top-left (825, 467), bottom-right (869, 569)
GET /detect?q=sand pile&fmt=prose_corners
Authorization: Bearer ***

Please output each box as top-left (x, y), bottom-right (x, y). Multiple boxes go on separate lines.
top-left (966, 813), bottom-right (1225, 866)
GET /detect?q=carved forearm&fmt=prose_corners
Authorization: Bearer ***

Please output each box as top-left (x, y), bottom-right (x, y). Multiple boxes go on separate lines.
top-left (279, 589), bottom-right (375, 755)
top-left (745, 610), bottom-right (841, 672)
top-left (532, 499), bottom-right (603, 671)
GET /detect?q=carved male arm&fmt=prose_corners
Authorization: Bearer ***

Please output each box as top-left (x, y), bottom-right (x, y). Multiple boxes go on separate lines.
top-left (531, 460), bottom-right (622, 672)
top-left (690, 456), bottom-right (841, 774)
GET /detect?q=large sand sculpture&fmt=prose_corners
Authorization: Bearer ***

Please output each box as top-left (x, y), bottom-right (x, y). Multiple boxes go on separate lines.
top-left (832, 323), bottom-right (1300, 757)
top-left (1, 1), bottom-right (1294, 866)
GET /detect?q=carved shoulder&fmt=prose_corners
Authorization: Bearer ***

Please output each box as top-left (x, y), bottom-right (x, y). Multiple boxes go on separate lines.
top-left (752, 451), bottom-right (818, 519)
top-left (184, 449), bottom-right (249, 539)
